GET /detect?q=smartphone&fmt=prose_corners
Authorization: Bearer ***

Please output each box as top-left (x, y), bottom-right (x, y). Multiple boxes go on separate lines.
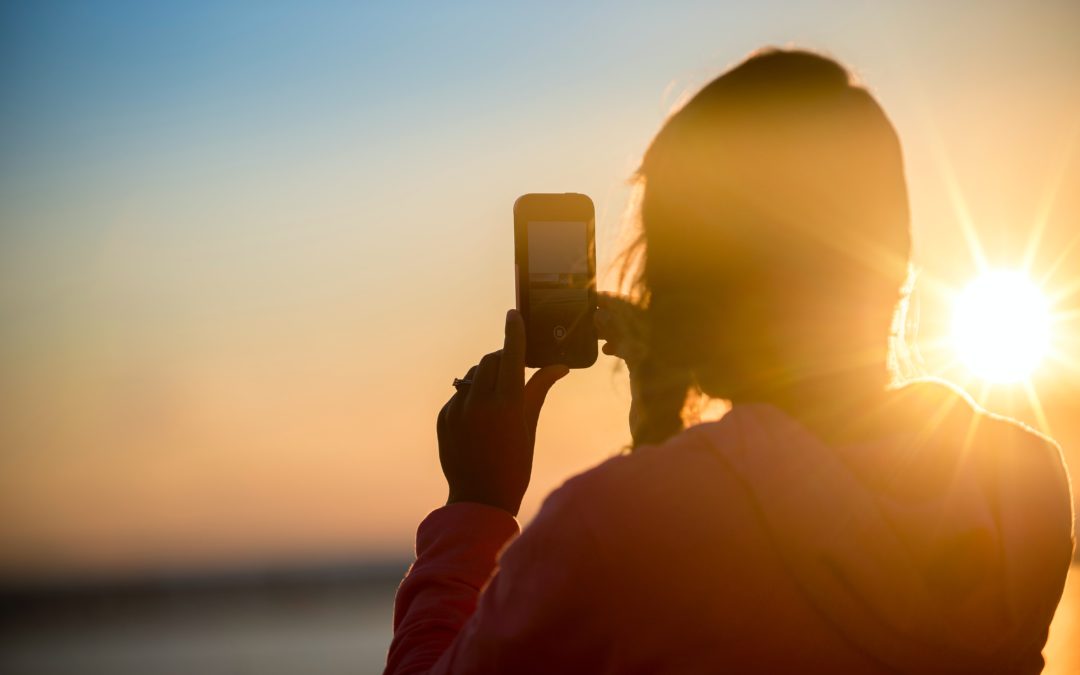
top-left (514, 193), bottom-right (598, 369)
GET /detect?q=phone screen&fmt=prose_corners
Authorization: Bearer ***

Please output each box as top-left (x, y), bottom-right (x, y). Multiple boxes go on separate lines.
top-left (527, 221), bottom-right (591, 346)
top-left (514, 193), bottom-right (597, 368)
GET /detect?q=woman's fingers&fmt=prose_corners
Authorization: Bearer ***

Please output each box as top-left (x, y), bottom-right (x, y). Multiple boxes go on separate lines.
top-left (597, 308), bottom-right (630, 359)
top-left (446, 365), bottom-right (476, 423)
top-left (498, 310), bottom-right (526, 398)
top-left (594, 307), bottom-right (612, 340)
top-left (436, 398), bottom-right (452, 439)
top-left (595, 292), bottom-right (648, 366)
top-left (470, 351), bottom-right (501, 402)
top-left (524, 364), bottom-right (570, 436)
top-left (596, 303), bottom-right (629, 360)
top-left (464, 310), bottom-right (568, 427)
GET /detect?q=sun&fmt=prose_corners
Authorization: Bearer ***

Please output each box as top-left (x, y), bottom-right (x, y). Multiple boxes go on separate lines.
top-left (951, 270), bottom-right (1051, 383)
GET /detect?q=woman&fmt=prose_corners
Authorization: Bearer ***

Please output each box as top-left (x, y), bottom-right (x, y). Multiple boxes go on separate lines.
top-left (385, 49), bottom-right (1074, 674)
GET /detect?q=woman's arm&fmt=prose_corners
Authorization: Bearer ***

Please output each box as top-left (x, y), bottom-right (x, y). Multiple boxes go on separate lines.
top-left (385, 477), bottom-right (609, 675)
top-left (384, 310), bottom-right (569, 673)
top-left (384, 503), bottom-right (519, 675)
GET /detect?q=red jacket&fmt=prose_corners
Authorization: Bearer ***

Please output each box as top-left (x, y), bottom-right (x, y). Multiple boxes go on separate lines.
top-left (386, 382), bottom-right (1074, 674)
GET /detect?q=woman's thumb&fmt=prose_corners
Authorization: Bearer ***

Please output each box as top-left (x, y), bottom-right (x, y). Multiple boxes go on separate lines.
top-left (524, 365), bottom-right (570, 434)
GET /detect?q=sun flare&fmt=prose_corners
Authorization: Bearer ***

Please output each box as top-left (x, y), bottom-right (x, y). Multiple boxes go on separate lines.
top-left (951, 270), bottom-right (1051, 384)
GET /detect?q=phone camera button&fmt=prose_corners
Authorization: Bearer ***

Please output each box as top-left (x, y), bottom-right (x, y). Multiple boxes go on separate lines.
top-left (553, 325), bottom-right (567, 340)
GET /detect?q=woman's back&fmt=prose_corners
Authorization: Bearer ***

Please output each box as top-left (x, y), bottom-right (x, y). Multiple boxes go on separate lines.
top-left (388, 380), bottom-right (1073, 673)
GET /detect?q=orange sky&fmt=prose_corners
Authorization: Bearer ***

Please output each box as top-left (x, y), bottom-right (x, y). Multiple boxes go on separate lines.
top-left (1, 1), bottom-right (1078, 580)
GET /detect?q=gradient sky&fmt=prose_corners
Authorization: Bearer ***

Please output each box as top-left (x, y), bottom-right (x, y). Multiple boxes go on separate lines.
top-left (1, 0), bottom-right (1078, 580)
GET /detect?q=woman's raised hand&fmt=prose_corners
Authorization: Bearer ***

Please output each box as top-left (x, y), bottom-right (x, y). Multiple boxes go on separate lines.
top-left (436, 310), bottom-right (569, 516)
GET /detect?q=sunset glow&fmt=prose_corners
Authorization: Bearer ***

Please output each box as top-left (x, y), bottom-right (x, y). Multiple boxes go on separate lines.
top-left (0, 2), bottom-right (1078, 585)
top-left (952, 270), bottom-right (1051, 383)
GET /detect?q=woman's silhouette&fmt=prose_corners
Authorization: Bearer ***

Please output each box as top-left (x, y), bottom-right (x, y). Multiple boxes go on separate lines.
top-left (385, 49), bottom-right (1074, 674)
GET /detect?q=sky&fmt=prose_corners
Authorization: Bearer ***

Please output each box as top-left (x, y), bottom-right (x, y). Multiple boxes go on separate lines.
top-left (1, 0), bottom-right (1079, 580)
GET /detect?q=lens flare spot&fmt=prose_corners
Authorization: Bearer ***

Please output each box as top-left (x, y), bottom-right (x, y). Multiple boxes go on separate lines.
top-left (951, 270), bottom-right (1051, 383)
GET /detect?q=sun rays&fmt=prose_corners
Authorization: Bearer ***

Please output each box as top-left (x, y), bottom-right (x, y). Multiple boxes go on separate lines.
top-left (908, 123), bottom-right (1080, 439)
top-left (950, 270), bottom-right (1051, 384)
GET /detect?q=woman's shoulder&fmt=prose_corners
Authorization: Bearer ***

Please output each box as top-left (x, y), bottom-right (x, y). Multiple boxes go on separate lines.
top-left (886, 377), bottom-right (1066, 469)
top-left (534, 414), bottom-right (760, 539)
top-left (519, 415), bottom-right (814, 641)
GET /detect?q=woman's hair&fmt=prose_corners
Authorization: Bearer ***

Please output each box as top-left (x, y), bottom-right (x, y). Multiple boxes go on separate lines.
top-left (625, 48), bottom-right (913, 446)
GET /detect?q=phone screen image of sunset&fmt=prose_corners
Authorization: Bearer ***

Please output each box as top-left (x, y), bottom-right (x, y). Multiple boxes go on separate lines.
top-left (527, 221), bottom-right (590, 341)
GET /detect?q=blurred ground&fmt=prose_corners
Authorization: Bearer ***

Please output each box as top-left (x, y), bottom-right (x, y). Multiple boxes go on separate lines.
top-left (1, 563), bottom-right (1077, 674)
top-left (0, 563), bottom-right (403, 675)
